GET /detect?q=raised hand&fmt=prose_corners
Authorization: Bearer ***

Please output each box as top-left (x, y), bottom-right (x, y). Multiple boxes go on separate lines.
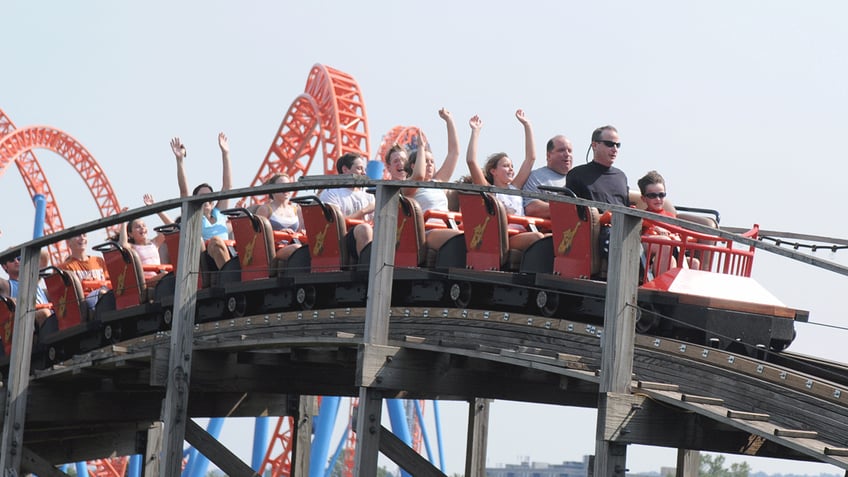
top-left (218, 132), bottom-right (229, 153)
top-left (170, 137), bottom-right (186, 159)
top-left (515, 109), bottom-right (530, 125)
top-left (469, 115), bottom-right (483, 131)
top-left (438, 107), bottom-right (452, 122)
top-left (143, 193), bottom-right (155, 206)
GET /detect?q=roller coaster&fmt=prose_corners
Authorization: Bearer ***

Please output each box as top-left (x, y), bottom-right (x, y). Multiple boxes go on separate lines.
top-left (0, 63), bottom-right (832, 477)
top-left (0, 64), bottom-right (441, 477)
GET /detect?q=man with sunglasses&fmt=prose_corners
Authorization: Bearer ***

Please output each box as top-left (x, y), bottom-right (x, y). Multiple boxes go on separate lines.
top-left (522, 134), bottom-right (574, 218)
top-left (566, 125), bottom-right (629, 260)
top-left (566, 125), bottom-right (629, 207)
top-left (1, 252), bottom-right (53, 327)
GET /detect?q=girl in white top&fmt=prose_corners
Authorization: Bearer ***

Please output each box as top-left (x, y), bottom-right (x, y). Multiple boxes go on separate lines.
top-left (403, 108), bottom-right (463, 249)
top-left (120, 216), bottom-right (167, 286)
top-left (256, 173), bottom-right (304, 234)
top-left (256, 173), bottom-right (305, 262)
top-left (465, 110), bottom-right (545, 250)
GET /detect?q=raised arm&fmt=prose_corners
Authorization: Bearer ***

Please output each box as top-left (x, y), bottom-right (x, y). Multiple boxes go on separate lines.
top-left (433, 108), bottom-right (460, 182)
top-left (404, 135), bottom-right (429, 196)
top-left (215, 132), bottom-right (233, 210)
top-left (144, 193), bottom-right (173, 225)
top-left (118, 216), bottom-right (131, 249)
top-left (512, 109), bottom-right (537, 189)
top-left (171, 137), bottom-right (189, 198)
top-left (465, 115), bottom-right (488, 186)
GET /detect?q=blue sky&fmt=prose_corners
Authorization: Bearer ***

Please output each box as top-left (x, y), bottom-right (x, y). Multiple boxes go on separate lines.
top-left (3, 1), bottom-right (848, 475)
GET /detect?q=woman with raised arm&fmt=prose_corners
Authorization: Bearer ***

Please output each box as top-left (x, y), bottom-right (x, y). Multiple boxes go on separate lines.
top-left (170, 132), bottom-right (233, 269)
top-left (402, 108), bottom-right (463, 249)
top-left (384, 144), bottom-right (409, 181)
top-left (404, 108), bottom-right (460, 207)
top-left (465, 110), bottom-right (544, 250)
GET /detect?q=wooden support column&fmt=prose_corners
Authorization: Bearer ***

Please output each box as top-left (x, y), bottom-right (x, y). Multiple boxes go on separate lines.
top-left (0, 245), bottom-right (41, 475)
top-left (676, 449), bottom-right (699, 477)
top-left (594, 213), bottom-right (641, 477)
top-left (144, 422), bottom-right (163, 477)
top-left (465, 398), bottom-right (490, 477)
top-left (157, 198), bottom-right (204, 477)
top-left (354, 183), bottom-right (400, 477)
top-left (292, 396), bottom-right (317, 477)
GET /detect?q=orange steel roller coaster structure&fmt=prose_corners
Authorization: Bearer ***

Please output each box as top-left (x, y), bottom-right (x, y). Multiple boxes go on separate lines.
top-left (1, 62), bottom-right (429, 477)
top-left (0, 109), bottom-right (123, 265)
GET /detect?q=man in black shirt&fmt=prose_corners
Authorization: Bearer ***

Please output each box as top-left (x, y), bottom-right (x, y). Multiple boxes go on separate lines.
top-left (565, 125), bottom-right (628, 208)
top-left (566, 125), bottom-right (629, 259)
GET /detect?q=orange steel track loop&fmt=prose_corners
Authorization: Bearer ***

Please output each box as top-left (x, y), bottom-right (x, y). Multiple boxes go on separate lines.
top-left (0, 117), bottom-right (122, 265)
top-left (0, 109), bottom-right (69, 263)
top-left (249, 64), bottom-right (371, 194)
top-left (86, 457), bottom-right (129, 477)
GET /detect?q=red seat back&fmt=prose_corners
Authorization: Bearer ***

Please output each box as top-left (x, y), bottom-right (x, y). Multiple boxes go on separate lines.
top-left (42, 267), bottom-right (87, 331)
top-left (458, 192), bottom-right (508, 270)
top-left (549, 201), bottom-right (596, 278)
top-left (226, 209), bottom-right (276, 281)
top-left (395, 196), bottom-right (427, 268)
top-left (300, 201), bottom-right (348, 272)
top-left (156, 223), bottom-right (206, 288)
top-left (0, 297), bottom-right (15, 357)
top-left (95, 242), bottom-right (146, 310)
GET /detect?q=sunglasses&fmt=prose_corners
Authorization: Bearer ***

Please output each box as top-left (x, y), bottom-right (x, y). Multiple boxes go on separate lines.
top-left (644, 192), bottom-right (667, 199)
top-left (598, 140), bottom-right (621, 148)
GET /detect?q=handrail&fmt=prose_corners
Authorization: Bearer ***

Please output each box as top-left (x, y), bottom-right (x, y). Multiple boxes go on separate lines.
top-left (2, 177), bottom-right (846, 279)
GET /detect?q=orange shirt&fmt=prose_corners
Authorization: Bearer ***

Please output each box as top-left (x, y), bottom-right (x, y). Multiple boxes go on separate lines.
top-left (61, 255), bottom-right (110, 289)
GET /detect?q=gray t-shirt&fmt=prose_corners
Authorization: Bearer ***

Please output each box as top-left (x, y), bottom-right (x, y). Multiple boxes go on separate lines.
top-left (522, 166), bottom-right (567, 208)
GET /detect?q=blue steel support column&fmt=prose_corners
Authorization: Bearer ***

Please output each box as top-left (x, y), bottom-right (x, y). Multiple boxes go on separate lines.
top-left (323, 426), bottom-right (349, 477)
top-left (387, 399), bottom-right (412, 477)
top-left (129, 454), bottom-right (142, 477)
top-left (32, 193), bottom-right (46, 238)
top-left (252, 417), bottom-right (271, 470)
top-left (433, 401), bottom-right (445, 472)
top-left (412, 400), bottom-right (436, 466)
top-left (76, 462), bottom-right (88, 476)
top-left (309, 396), bottom-right (341, 477)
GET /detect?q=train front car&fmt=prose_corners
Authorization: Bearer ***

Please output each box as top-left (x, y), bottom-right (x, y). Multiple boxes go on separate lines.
top-left (533, 200), bottom-right (805, 357)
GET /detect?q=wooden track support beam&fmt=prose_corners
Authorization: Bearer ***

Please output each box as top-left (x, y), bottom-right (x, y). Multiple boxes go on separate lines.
top-left (0, 245), bottom-right (41, 475)
top-left (465, 398), bottom-right (490, 477)
top-left (594, 213), bottom-right (642, 477)
top-left (156, 199), bottom-right (204, 476)
top-left (184, 419), bottom-right (259, 477)
top-left (354, 183), bottom-right (400, 476)
top-left (379, 424), bottom-right (445, 477)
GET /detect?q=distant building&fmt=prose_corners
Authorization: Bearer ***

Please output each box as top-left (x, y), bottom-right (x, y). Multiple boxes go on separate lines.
top-left (486, 457), bottom-right (590, 477)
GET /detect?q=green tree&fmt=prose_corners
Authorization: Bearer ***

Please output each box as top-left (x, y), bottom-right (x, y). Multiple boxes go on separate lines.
top-left (699, 454), bottom-right (750, 477)
top-left (327, 456), bottom-right (392, 477)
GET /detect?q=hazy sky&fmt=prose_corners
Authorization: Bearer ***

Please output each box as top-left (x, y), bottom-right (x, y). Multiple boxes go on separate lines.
top-left (3, 1), bottom-right (847, 475)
